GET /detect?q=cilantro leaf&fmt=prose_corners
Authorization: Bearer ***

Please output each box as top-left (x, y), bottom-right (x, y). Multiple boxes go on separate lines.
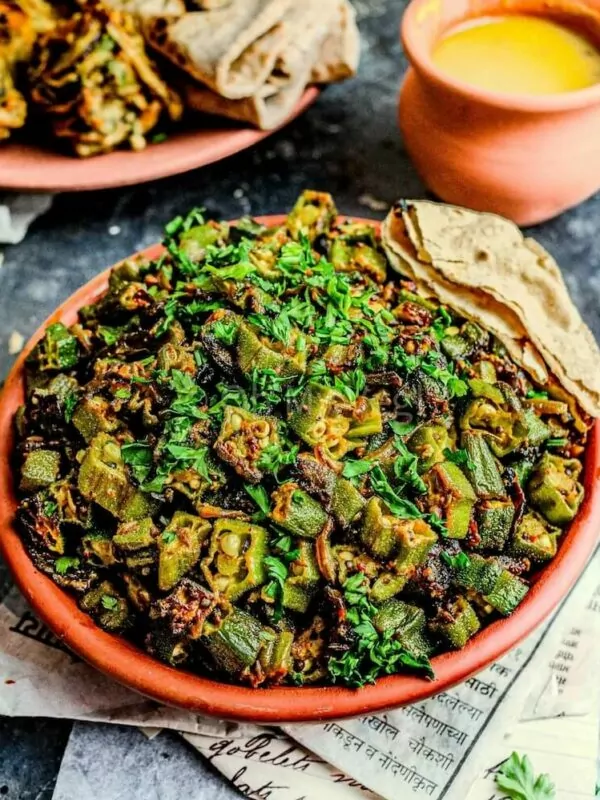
top-left (443, 447), bottom-right (475, 471)
top-left (55, 556), bottom-right (80, 575)
top-left (121, 442), bottom-right (154, 484)
top-left (440, 551), bottom-right (471, 569)
top-left (342, 459), bottom-right (374, 479)
top-left (369, 466), bottom-right (423, 519)
top-left (257, 442), bottom-right (299, 480)
top-left (244, 484), bottom-right (271, 518)
top-left (63, 392), bottom-right (79, 423)
top-left (327, 574), bottom-right (434, 687)
top-left (495, 752), bottom-right (556, 800)
top-left (101, 595), bottom-right (118, 611)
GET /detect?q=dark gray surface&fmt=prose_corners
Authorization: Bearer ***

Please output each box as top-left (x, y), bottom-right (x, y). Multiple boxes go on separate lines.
top-left (0, 0), bottom-right (599, 796)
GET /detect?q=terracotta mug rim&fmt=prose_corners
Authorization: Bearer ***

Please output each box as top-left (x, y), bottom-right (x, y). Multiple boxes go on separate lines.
top-left (401, 0), bottom-right (600, 113)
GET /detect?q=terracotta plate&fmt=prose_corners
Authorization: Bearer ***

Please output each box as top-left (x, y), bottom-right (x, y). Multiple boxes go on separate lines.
top-left (1, 216), bottom-right (599, 723)
top-left (0, 89), bottom-right (318, 192)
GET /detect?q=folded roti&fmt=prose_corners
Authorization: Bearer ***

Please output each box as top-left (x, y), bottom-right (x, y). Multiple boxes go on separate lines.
top-left (383, 200), bottom-right (600, 417)
top-left (183, 0), bottom-right (337, 129)
top-left (382, 209), bottom-right (549, 385)
top-left (147, 0), bottom-right (296, 99)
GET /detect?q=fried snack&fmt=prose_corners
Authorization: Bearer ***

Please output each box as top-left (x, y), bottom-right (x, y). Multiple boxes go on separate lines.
top-left (0, 0), bottom-right (55, 139)
top-left (0, 1), bottom-right (37, 66)
top-left (27, 1), bottom-right (183, 156)
top-left (382, 201), bottom-right (600, 418)
top-left (0, 58), bottom-right (26, 139)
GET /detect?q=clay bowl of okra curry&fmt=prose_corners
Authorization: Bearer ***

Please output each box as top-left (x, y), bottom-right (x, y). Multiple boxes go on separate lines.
top-left (0, 193), bottom-right (598, 722)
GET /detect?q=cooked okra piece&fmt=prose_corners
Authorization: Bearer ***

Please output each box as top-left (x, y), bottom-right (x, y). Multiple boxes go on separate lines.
top-left (429, 596), bottom-right (480, 649)
top-left (373, 599), bottom-right (435, 659)
top-left (178, 222), bottom-right (228, 261)
top-left (123, 573), bottom-right (152, 613)
top-left (522, 408), bottom-right (551, 447)
top-left (78, 434), bottom-right (157, 522)
top-left (20, 450), bottom-right (60, 492)
top-left (81, 532), bottom-right (118, 567)
top-left (471, 360), bottom-right (497, 383)
top-left (236, 321), bottom-right (305, 377)
top-left (361, 497), bottom-right (437, 561)
top-left (201, 519), bottom-right (268, 600)
top-left (509, 511), bottom-right (559, 563)
top-left (329, 222), bottom-right (387, 282)
top-left (202, 608), bottom-right (264, 674)
top-left (146, 628), bottom-right (189, 667)
top-left (330, 473), bottom-right (366, 527)
top-left (461, 381), bottom-right (528, 457)
top-left (282, 540), bottom-right (320, 613)
top-left (527, 453), bottom-right (584, 526)
top-left (441, 321), bottom-right (489, 362)
top-left (72, 395), bottom-right (121, 442)
top-left (475, 499), bottom-right (515, 551)
top-left (407, 424), bottom-right (451, 473)
top-left (259, 629), bottom-right (294, 680)
top-left (80, 580), bottom-right (130, 632)
top-left (270, 483), bottom-right (328, 539)
top-left (348, 395), bottom-right (383, 439)
top-left (32, 322), bottom-right (79, 372)
top-left (423, 461), bottom-right (476, 539)
top-left (484, 570), bottom-right (528, 616)
top-left (455, 554), bottom-right (528, 615)
top-left (370, 572), bottom-right (409, 604)
top-left (286, 190), bottom-right (337, 241)
top-left (113, 517), bottom-right (158, 551)
top-left (361, 496), bottom-right (397, 558)
top-left (370, 518), bottom-right (437, 603)
top-left (461, 431), bottom-right (506, 499)
top-left (158, 512), bottom-right (211, 592)
top-left (289, 383), bottom-right (350, 451)
top-left (295, 454), bottom-right (365, 526)
top-left (214, 405), bottom-right (279, 483)
top-left (156, 343), bottom-right (197, 374)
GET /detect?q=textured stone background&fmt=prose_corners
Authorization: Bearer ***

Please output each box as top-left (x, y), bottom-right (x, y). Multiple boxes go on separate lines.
top-left (1, 0), bottom-right (598, 796)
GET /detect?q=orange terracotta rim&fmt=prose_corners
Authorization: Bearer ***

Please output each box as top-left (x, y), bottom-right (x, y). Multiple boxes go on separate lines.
top-left (401, 0), bottom-right (600, 113)
top-left (1, 215), bottom-right (599, 723)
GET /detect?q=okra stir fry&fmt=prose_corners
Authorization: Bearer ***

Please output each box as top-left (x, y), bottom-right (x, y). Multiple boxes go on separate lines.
top-left (14, 191), bottom-right (590, 688)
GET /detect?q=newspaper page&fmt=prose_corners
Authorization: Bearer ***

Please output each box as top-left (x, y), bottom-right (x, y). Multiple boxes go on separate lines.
top-left (182, 727), bottom-right (379, 800)
top-left (285, 547), bottom-right (600, 800)
top-left (0, 585), bottom-right (241, 736)
top-left (465, 559), bottom-right (600, 800)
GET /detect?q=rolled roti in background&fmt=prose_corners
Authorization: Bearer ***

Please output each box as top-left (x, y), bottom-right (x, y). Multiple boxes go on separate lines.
top-left (103, 0), bottom-right (185, 18)
top-left (183, 0), bottom-right (339, 129)
top-left (382, 200), bottom-right (600, 417)
top-left (311, 0), bottom-right (360, 83)
top-left (146, 0), bottom-right (295, 99)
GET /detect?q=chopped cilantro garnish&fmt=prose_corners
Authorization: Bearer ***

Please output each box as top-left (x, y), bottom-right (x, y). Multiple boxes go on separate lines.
top-left (55, 556), bottom-right (80, 575)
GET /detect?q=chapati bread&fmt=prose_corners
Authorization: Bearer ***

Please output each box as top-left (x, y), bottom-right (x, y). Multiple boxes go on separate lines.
top-left (147, 0), bottom-right (295, 99)
top-left (183, 0), bottom-right (336, 129)
top-left (382, 201), bottom-right (600, 417)
top-left (311, 0), bottom-right (360, 83)
top-left (382, 209), bottom-right (550, 385)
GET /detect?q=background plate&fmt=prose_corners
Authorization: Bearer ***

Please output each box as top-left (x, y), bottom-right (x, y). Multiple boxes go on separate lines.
top-left (0, 89), bottom-right (318, 192)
